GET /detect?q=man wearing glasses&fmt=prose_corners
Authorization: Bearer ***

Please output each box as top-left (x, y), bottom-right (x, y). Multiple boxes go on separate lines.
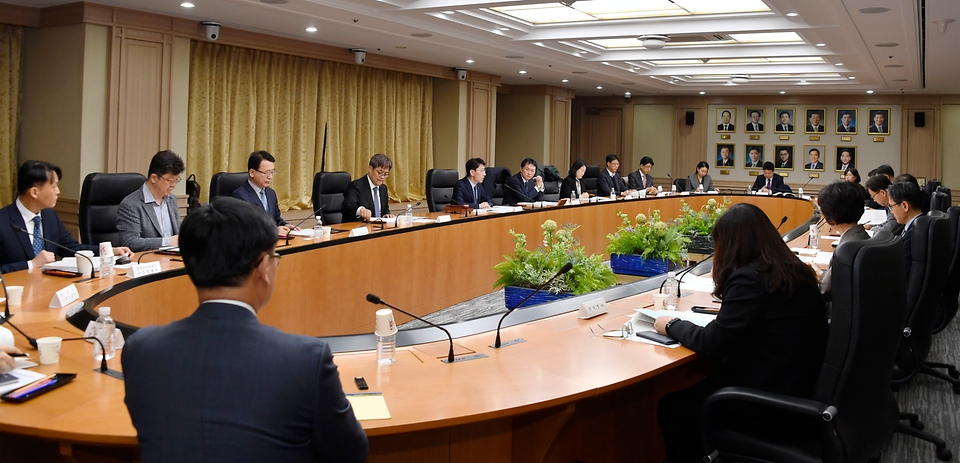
top-left (887, 181), bottom-right (924, 276)
top-left (118, 150), bottom-right (185, 252)
top-left (231, 150), bottom-right (294, 236)
top-left (342, 153), bottom-right (394, 222)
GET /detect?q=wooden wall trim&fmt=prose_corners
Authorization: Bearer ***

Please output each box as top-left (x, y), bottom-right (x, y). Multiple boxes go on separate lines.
top-left (0, 3), bottom-right (41, 27)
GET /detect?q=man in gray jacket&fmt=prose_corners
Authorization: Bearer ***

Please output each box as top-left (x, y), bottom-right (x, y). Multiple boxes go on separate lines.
top-left (117, 150), bottom-right (184, 252)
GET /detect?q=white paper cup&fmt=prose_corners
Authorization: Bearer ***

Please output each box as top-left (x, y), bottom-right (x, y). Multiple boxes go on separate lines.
top-left (99, 241), bottom-right (113, 259)
top-left (6, 286), bottom-right (23, 306)
top-left (375, 308), bottom-right (398, 336)
top-left (37, 336), bottom-right (63, 364)
top-left (76, 250), bottom-right (95, 276)
top-left (321, 226), bottom-right (332, 238)
top-left (652, 293), bottom-right (670, 311)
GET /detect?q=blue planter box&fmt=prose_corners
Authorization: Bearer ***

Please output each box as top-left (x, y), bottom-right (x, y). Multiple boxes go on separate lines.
top-left (504, 285), bottom-right (574, 309)
top-left (610, 254), bottom-right (671, 277)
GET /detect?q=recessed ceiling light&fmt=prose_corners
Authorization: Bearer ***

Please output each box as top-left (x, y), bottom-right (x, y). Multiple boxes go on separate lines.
top-left (624, 92), bottom-right (631, 96)
top-left (859, 7), bottom-right (890, 14)
top-left (699, 91), bottom-right (706, 95)
top-left (866, 90), bottom-right (874, 94)
top-left (786, 12), bottom-right (798, 17)
top-left (499, 27), bottom-right (510, 31)
top-left (441, 10), bottom-right (455, 14)
top-left (465, 59), bottom-right (474, 64)
top-left (649, 76), bottom-right (656, 78)
top-left (180, 2), bottom-right (195, 7)
top-left (518, 70), bottom-right (527, 74)
top-left (780, 91), bottom-right (786, 94)
top-left (601, 61), bottom-right (609, 65)
top-left (305, 27), bottom-right (317, 32)
top-left (562, 79), bottom-right (569, 83)
top-left (597, 86), bottom-right (603, 90)
top-left (816, 43), bottom-right (826, 47)
top-left (875, 42), bottom-right (899, 47)
top-left (849, 76), bottom-right (856, 79)
top-left (835, 63), bottom-right (843, 66)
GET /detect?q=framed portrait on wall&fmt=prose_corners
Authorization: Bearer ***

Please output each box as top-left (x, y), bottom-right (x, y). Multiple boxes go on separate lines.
top-left (867, 108), bottom-right (891, 134)
top-left (745, 108), bottom-right (765, 132)
top-left (836, 146), bottom-right (857, 172)
top-left (804, 108), bottom-right (826, 134)
top-left (716, 143), bottom-right (735, 167)
top-left (716, 108), bottom-right (736, 132)
top-left (744, 145), bottom-right (764, 168)
top-left (774, 145), bottom-right (794, 170)
top-left (774, 108), bottom-right (795, 133)
top-left (836, 109), bottom-right (858, 134)
top-left (803, 145), bottom-right (826, 171)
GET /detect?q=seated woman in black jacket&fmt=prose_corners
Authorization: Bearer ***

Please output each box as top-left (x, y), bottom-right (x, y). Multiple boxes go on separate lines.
top-left (559, 159), bottom-right (590, 200)
top-left (654, 203), bottom-right (828, 463)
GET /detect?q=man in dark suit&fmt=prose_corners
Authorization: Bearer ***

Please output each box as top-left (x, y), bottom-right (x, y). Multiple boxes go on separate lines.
top-left (777, 148), bottom-right (793, 168)
top-left (597, 154), bottom-right (635, 197)
top-left (1, 161), bottom-right (132, 273)
top-left (717, 110), bottom-right (734, 132)
top-left (342, 153), bottom-right (393, 221)
top-left (122, 197), bottom-right (368, 463)
top-left (888, 181), bottom-right (923, 277)
top-left (804, 148), bottom-right (824, 170)
top-left (627, 156), bottom-right (658, 195)
top-left (745, 147), bottom-right (763, 168)
top-left (805, 112), bottom-right (825, 133)
top-left (752, 162), bottom-right (787, 193)
top-left (502, 158), bottom-right (545, 205)
top-left (836, 111), bottom-right (855, 132)
top-left (863, 175), bottom-right (903, 236)
top-left (452, 158), bottom-right (493, 209)
top-left (745, 110), bottom-right (763, 132)
top-left (231, 150), bottom-right (293, 235)
top-left (117, 150), bottom-right (185, 252)
top-left (868, 111), bottom-right (887, 133)
top-left (836, 149), bottom-right (853, 171)
top-left (775, 111), bottom-right (794, 132)
top-left (717, 146), bottom-right (734, 166)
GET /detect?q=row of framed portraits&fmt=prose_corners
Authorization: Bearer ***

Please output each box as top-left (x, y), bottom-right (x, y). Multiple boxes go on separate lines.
top-left (714, 143), bottom-right (858, 172)
top-left (716, 107), bottom-right (892, 135)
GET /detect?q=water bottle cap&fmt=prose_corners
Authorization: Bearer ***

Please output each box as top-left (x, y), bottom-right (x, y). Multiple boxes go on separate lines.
top-left (99, 306), bottom-right (111, 316)
top-left (667, 271), bottom-right (676, 278)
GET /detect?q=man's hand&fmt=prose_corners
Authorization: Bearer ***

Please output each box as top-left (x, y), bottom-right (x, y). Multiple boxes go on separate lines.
top-left (479, 202), bottom-right (491, 209)
top-left (654, 316), bottom-right (673, 335)
top-left (382, 214), bottom-right (395, 219)
top-left (357, 206), bottom-right (372, 221)
top-left (278, 226), bottom-right (291, 236)
top-left (113, 247), bottom-right (134, 258)
top-left (169, 235), bottom-right (179, 247)
top-left (646, 187), bottom-right (658, 196)
top-left (31, 250), bottom-right (55, 268)
top-left (0, 346), bottom-right (23, 374)
top-left (534, 176), bottom-right (544, 190)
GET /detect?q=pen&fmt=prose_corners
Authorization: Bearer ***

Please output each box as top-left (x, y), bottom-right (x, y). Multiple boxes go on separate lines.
top-left (171, 258), bottom-right (183, 262)
top-left (9, 353), bottom-right (29, 358)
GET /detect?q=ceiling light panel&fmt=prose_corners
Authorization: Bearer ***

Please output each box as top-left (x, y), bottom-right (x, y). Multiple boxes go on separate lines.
top-left (490, 0), bottom-right (769, 25)
top-left (729, 32), bottom-right (803, 43)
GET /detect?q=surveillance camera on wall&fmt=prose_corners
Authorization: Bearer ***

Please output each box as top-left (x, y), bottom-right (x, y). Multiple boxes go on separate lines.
top-left (199, 21), bottom-right (221, 41)
top-left (454, 67), bottom-right (467, 80)
top-left (350, 48), bottom-right (366, 65)
top-left (624, 92), bottom-right (632, 103)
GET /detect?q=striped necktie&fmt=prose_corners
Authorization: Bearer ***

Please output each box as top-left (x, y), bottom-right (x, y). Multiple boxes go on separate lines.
top-left (32, 216), bottom-right (43, 256)
top-left (259, 190), bottom-right (267, 211)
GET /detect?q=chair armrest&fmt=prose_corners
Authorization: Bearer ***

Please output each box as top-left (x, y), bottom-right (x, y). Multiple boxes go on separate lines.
top-left (704, 386), bottom-right (837, 421)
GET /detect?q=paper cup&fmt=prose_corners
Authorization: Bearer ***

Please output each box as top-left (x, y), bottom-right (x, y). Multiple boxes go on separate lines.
top-left (652, 293), bottom-right (670, 311)
top-left (37, 336), bottom-right (63, 364)
top-left (321, 226), bottom-right (332, 238)
top-left (375, 308), bottom-right (398, 336)
top-left (99, 241), bottom-right (113, 259)
top-left (76, 250), bottom-right (95, 276)
top-left (6, 286), bottom-right (23, 306)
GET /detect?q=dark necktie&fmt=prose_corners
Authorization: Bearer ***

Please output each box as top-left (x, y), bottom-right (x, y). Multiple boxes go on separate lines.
top-left (372, 187), bottom-right (380, 217)
top-left (32, 216), bottom-right (43, 257)
top-left (474, 185), bottom-right (480, 203)
top-left (259, 190), bottom-right (268, 211)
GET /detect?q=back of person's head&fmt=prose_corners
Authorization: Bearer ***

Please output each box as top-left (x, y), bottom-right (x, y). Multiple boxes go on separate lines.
top-left (465, 157), bottom-right (485, 173)
top-left (148, 150), bottom-right (185, 178)
top-left (846, 168), bottom-right (861, 183)
top-left (696, 161), bottom-right (709, 171)
top-left (888, 181), bottom-right (923, 211)
top-left (247, 150), bottom-right (276, 170)
top-left (865, 174), bottom-right (891, 193)
top-left (711, 203), bottom-right (817, 299)
top-left (875, 164), bottom-right (895, 179)
top-left (762, 161), bottom-right (775, 172)
top-left (17, 160), bottom-right (62, 196)
top-left (369, 153), bottom-right (393, 170)
top-left (180, 197), bottom-right (278, 288)
top-left (520, 157), bottom-right (537, 169)
top-left (894, 173), bottom-right (919, 187)
top-left (819, 181), bottom-right (866, 225)
top-left (605, 154), bottom-right (619, 164)
top-left (867, 168), bottom-right (878, 177)
top-left (639, 156), bottom-right (654, 167)
top-left (568, 159), bottom-right (586, 177)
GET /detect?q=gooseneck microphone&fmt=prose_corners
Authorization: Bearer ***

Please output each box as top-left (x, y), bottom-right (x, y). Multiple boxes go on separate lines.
top-left (12, 225), bottom-right (97, 282)
top-left (504, 183), bottom-right (536, 203)
top-left (776, 216), bottom-right (789, 231)
top-left (283, 205), bottom-right (324, 246)
top-left (798, 175), bottom-right (815, 193)
top-left (494, 262), bottom-right (573, 348)
top-left (0, 317), bottom-right (38, 348)
top-left (61, 336), bottom-right (121, 377)
top-left (1, 272), bottom-right (11, 321)
top-left (366, 294), bottom-right (455, 364)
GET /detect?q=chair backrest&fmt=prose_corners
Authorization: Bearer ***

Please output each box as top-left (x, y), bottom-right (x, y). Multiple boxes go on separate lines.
top-left (481, 167), bottom-right (510, 206)
top-left (934, 205), bottom-right (960, 333)
top-left (581, 165), bottom-right (600, 196)
top-left (893, 212), bottom-right (954, 384)
top-left (931, 186), bottom-right (951, 213)
top-left (79, 172), bottom-right (147, 246)
top-left (425, 169), bottom-right (459, 212)
top-left (311, 171), bottom-right (351, 225)
top-left (209, 172), bottom-right (249, 200)
top-left (673, 178), bottom-right (687, 192)
top-left (816, 231), bottom-right (906, 461)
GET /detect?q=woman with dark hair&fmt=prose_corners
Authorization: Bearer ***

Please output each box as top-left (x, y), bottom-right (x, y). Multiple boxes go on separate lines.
top-left (559, 159), bottom-right (590, 200)
top-left (654, 203), bottom-right (828, 463)
top-left (844, 167), bottom-right (874, 207)
top-left (817, 181), bottom-right (870, 301)
top-left (685, 161), bottom-right (714, 192)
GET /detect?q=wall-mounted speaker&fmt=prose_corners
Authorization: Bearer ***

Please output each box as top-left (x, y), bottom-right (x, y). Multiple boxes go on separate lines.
top-left (685, 111), bottom-right (695, 126)
top-left (915, 112), bottom-right (926, 127)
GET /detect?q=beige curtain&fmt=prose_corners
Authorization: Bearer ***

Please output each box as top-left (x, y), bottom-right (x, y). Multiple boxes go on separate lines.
top-left (0, 25), bottom-right (22, 206)
top-left (187, 41), bottom-right (434, 207)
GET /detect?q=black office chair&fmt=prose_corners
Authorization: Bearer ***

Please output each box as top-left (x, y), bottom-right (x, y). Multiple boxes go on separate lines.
top-left (209, 172), bottom-right (248, 200)
top-left (673, 178), bottom-right (687, 192)
top-left (933, 205), bottom-right (960, 334)
top-left (542, 180), bottom-right (560, 202)
top-left (581, 165), bottom-right (599, 196)
top-left (78, 172), bottom-right (147, 246)
top-left (425, 169), bottom-right (459, 212)
top-left (702, 232), bottom-right (915, 463)
top-left (931, 186), bottom-right (952, 213)
top-left (482, 167), bottom-right (510, 206)
top-left (311, 171), bottom-right (351, 225)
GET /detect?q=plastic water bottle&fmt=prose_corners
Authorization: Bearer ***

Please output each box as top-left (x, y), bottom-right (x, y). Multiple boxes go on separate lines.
top-left (94, 307), bottom-right (116, 361)
top-left (661, 271), bottom-right (679, 310)
top-left (314, 215), bottom-right (323, 241)
top-left (405, 205), bottom-right (414, 227)
top-left (610, 190), bottom-right (616, 200)
top-left (657, 185), bottom-right (663, 194)
top-left (377, 333), bottom-right (396, 365)
top-left (809, 224), bottom-right (819, 249)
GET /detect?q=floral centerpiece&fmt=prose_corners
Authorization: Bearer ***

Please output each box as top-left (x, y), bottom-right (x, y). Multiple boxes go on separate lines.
top-left (606, 210), bottom-right (689, 276)
top-left (672, 197), bottom-right (730, 253)
top-left (495, 219), bottom-right (617, 308)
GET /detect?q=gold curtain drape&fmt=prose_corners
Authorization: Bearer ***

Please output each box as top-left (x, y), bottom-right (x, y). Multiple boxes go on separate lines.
top-left (0, 25), bottom-right (22, 206)
top-left (187, 41), bottom-right (433, 208)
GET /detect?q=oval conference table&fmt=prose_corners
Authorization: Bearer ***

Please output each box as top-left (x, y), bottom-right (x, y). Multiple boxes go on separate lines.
top-left (0, 194), bottom-right (817, 463)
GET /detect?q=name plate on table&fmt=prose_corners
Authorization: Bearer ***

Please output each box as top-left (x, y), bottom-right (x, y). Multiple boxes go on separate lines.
top-left (577, 297), bottom-right (609, 319)
top-left (349, 227), bottom-right (369, 237)
top-left (50, 284), bottom-right (80, 308)
top-left (127, 261), bottom-right (162, 279)
top-left (436, 215), bottom-right (452, 223)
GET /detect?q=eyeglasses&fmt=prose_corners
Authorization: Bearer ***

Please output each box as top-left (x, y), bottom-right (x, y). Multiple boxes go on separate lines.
top-left (257, 169), bottom-right (278, 177)
top-left (158, 175), bottom-right (181, 185)
top-left (589, 321), bottom-right (635, 339)
top-left (374, 169), bottom-right (390, 178)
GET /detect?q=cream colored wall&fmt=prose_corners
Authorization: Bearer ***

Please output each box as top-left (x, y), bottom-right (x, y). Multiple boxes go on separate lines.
top-left (432, 78), bottom-right (466, 173)
top-left (169, 36), bottom-right (191, 168)
top-left (495, 93), bottom-right (548, 170)
top-left (20, 24), bottom-right (86, 198)
top-left (942, 105), bottom-right (960, 193)
top-left (79, 24), bottom-right (110, 181)
top-left (632, 104), bottom-right (673, 179)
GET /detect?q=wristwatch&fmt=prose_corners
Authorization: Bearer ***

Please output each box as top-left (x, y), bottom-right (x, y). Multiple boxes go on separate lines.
top-left (664, 317), bottom-right (682, 333)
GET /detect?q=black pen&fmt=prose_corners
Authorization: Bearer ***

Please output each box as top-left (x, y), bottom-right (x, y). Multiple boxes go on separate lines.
top-left (171, 258), bottom-right (183, 262)
top-left (9, 353), bottom-right (29, 358)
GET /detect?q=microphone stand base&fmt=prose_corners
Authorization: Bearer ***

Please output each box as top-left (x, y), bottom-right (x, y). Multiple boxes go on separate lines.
top-left (441, 353), bottom-right (488, 364)
top-left (95, 368), bottom-right (124, 380)
top-left (490, 338), bottom-right (526, 349)
top-left (0, 313), bottom-right (13, 322)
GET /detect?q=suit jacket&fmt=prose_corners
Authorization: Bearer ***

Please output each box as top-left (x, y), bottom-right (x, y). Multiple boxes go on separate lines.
top-left (902, 215), bottom-right (921, 278)
top-left (837, 125), bottom-right (856, 133)
top-left (717, 124), bottom-right (734, 131)
top-left (0, 202), bottom-right (97, 273)
top-left (868, 124), bottom-right (886, 133)
top-left (117, 186), bottom-right (182, 252)
top-left (778, 159), bottom-right (793, 169)
top-left (559, 176), bottom-right (584, 199)
top-left (502, 173), bottom-right (544, 205)
top-left (837, 163), bottom-right (851, 171)
top-left (751, 174), bottom-right (786, 192)
top-left (122, 302), bottom-right (368, 463)
top-left (341, 176), bottom-right (390, 222)
top-left (686, 174), bottom-right (714, 192)
top-left (745, 123), bottom-right (764, 132)
top-left (717, 158), bottom-right (733, 167)
top-left (597, 170), bottom-right (628, 197)
top-left (745, 160), bottom-right (763, 168)
top-left (666, 264), bottom-right (827, 398)
top-left (821, 224), bottom-right (869, 301)
top-left (627, 171), bottom-right (654, 191)
top-left (870, 207), bottom-right (904, 236)
top-left (452, 177), bottom-right (492, 209)
top-left (775, 123), bottom-right (794, 132)
top-left (231, 181), bottom-right (287, 227)
top-left (805, 161), bottom-right (823, 170)
top-left (806, 124), bottom-right (825, 133)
